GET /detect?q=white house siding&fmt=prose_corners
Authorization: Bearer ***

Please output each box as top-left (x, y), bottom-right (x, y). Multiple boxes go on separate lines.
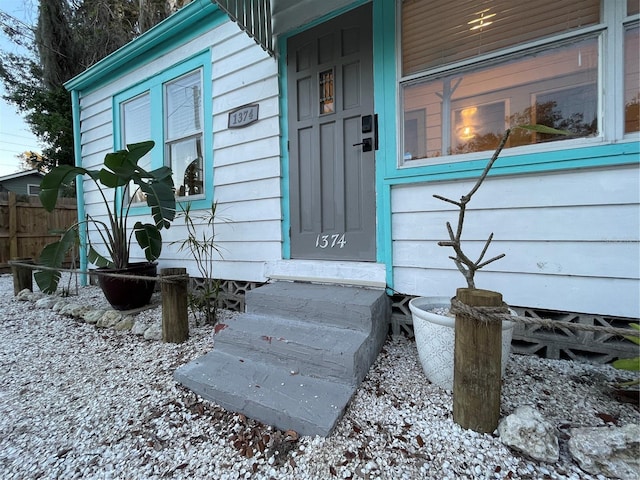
top-left (76, 19), bottom-right (281, 282)
top-left (391, 163), bottom-right (640, 318)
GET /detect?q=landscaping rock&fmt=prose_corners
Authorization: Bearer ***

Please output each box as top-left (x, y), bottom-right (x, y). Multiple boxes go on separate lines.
top-left (52, 300), bottom-right (67, 312)
top-left (82, 310), bottom-right (106, 325)
top-left (97, 310), bottom-right (122, 328)
top-left (35, 297), bottom-right (58, 309)
top-left (143, 323), bottom-right (162, 341)
top-left (114, 316), bottom-right (135, 331)
top-left (131, 320), bottom-right (150, 336)
top-left (568, 424), bottom-right (640, 479)
top-left (16, 289), bottom-right (42, 302)
top-left (60, 303), bottom-right (90, 318)
top-left (498, 405), bottom-right (559, 463)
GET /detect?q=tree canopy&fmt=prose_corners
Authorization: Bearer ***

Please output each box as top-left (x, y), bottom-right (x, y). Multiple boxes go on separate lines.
top-left (0, 0), bottom-right (181, 172)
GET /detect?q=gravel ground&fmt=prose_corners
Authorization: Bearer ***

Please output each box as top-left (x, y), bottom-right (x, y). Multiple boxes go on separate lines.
top-left (0, 273), bottom-right (638, 480)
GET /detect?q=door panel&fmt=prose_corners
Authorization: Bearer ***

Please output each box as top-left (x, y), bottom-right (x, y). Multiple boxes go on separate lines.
top-left (287, 4), bottom-right (375, 261)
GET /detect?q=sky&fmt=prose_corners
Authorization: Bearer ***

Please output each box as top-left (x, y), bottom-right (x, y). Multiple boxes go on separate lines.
top-left (0, 0), bottom-right (42, 177)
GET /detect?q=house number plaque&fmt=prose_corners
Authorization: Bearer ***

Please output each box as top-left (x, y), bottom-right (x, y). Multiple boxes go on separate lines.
top-left (228, 104), bottom-right (259, 128)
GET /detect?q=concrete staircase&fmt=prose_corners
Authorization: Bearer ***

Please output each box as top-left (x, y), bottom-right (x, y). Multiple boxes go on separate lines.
top-left (174, 281), bottom-right (390, 436)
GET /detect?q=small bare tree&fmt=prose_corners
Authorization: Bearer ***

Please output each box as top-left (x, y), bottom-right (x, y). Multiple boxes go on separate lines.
top-left (434, 125), bottom-right (567, 289)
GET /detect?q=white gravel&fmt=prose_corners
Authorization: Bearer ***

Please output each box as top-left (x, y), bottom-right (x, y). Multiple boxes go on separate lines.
top-left (0, 273), bottom-right (638, 480)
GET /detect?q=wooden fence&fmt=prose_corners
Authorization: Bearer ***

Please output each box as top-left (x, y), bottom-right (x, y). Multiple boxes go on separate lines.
top-left (0, 191), bottom-right (77, 270)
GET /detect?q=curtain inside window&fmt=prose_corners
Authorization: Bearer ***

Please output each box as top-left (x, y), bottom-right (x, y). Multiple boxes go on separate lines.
top-left (401, 0), bottom-right (600, 76)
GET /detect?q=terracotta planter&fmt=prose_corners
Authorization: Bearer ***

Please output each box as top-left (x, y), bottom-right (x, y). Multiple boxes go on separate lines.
top-left (97, 262), bottom-right (157, 311)
top-left (409, 296), bottom-right (514, 390)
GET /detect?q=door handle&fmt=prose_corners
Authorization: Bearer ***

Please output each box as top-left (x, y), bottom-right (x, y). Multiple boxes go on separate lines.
top-left (353, 137), bottom-right (373, 152)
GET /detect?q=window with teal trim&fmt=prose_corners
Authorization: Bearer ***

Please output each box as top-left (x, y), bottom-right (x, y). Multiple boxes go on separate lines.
top-left (400, 0), bottom-right (637, 165)
top-left (115, 51), bottom-right (211, 208)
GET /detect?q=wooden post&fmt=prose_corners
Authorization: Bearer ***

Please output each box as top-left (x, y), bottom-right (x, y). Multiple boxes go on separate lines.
top-left (161, 268), bottom-right (189, 343)
top-left (453, 288), bottom-right (504, 433)
top-left (11, 258), bottom-right (34, 295)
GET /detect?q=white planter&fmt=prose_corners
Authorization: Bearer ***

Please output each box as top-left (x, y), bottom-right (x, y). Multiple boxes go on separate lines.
top-left (409, 296), bottom-right (515, 391)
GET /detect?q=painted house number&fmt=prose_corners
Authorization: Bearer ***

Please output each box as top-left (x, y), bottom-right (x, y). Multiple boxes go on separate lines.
top-left (315, 233), bottom-right (347, 249)
top-left (228, 104), bottom-right (259, 128)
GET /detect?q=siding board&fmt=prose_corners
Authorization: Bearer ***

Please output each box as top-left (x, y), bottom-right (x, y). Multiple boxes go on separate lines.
top-left (391, 164), bottom-right (640, 317)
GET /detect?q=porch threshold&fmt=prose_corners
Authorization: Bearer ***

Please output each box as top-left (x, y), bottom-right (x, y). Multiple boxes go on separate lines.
top-left (264, 260), bottom-right (386, 288)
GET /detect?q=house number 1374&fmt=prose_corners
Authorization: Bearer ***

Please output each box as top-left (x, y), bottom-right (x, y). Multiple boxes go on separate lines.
top-left (315, 233), bottom-right (347, 249)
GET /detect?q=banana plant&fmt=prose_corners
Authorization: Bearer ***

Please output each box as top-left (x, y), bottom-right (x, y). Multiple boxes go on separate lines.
top-left (35, 141), bottom-right (176, 293)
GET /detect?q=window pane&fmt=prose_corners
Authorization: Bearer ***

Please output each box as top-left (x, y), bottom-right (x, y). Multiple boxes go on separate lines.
top-left (625, 25), bottom-right (640, 133)
top-left (121, 93), bottom-right (151, 203)
top-left (170, 136), bottom-right (203, 197)
top-left (165, 71), bottom-right (203, 141)
top-left (402, 37), bottom-right (598, 160)
top-left (629, 0), bottom-right (640, 16)
top-left (402, 0), bottom-right (600, 76)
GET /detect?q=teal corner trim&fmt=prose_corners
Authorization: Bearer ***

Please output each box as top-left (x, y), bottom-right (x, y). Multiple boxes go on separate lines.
top-left (71, 90), bottom-right (88, 286)
top-left (277, 36), bottom-right (291, 260)
top-left (372, 0), bottom-right (397, 289)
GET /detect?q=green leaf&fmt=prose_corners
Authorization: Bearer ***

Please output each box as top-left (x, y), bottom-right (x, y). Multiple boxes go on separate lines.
top-left (87, 245), bottom-right (113, 268)
top-left (34, 228), bottom-right (78, 293)
top-left (125, 141), bottom-right (155, 165)
top-left (39, 165), bottom-right (90, 211)
top-left (612, 357), bottom-right (640, 371)
top-left (139, 177), bottom-right (176, 229)
top-left (134, 222), bottom-right (163, 262)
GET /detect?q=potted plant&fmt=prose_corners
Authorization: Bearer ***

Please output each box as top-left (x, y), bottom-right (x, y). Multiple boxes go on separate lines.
top-left (35, 141), bottom-right (176, 310)
top-left (409, 125), bottom-right (566, 392)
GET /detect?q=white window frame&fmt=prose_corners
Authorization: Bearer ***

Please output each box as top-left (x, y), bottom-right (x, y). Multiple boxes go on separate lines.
top-left (163, 68), bottom-right (205, 201)
top-left (397, 1), bottom-right (639, 168)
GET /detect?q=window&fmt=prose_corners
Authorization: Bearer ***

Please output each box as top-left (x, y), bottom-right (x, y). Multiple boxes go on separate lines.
top-left (165, 70), bottom-right (204, 198)
top-left (400, 0), bottom-right (635, 165)
top-left (27, 184), bottom-right (40, 196)
top-left (121, 93), bottom-right (151, 203)
top-left (114, 51), bottom-right (211, 208)
top-left (625, 25), bottom-right (639, 133)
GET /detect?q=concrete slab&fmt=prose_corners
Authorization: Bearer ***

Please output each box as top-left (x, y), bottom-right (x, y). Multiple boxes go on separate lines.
top-left (245, 282), bottom-right (388, 331)
top-left (212, 313), bottom-right (369, 382)
top-left (174, 349), bottom-right (355, 437)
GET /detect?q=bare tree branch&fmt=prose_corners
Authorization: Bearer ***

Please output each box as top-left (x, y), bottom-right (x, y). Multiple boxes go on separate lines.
top-left (433, 129), bottom-right (512, 289)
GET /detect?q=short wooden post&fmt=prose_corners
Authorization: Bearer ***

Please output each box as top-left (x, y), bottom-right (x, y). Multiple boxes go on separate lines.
top-left (11, 258), bottom-right (34, 295)
top-left (453, 288), bottom-right (504, 433)
top-left (161, 268), bottom-right (189, 343)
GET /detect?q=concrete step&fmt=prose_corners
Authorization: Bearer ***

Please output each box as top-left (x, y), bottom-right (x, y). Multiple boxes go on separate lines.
top-left (174, 349), bottom-right (355, 437)
top-left (212, 313), bottom-right (369, 383)
top-left (174, 282), bottom-right (390, 437)
top-left (245, 281), bottom-right (388, 331)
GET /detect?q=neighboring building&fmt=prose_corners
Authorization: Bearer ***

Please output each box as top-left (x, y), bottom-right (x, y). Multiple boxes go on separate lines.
top-left (64, 0), bottom-right (639, 320)
top-left (0, 170), bottom-right (44, 197)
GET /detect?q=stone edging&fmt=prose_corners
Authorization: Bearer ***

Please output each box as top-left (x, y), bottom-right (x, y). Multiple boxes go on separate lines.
top-left (14, 288), bottom-right (163, 341)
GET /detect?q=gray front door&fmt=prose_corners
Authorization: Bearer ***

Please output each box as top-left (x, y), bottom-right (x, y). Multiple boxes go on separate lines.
top-left (287, 4), bottom-right (376, 261)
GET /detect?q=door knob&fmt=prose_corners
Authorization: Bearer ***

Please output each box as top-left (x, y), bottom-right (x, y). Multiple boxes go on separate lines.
top-left (353, 137), bottom-right (373, 152)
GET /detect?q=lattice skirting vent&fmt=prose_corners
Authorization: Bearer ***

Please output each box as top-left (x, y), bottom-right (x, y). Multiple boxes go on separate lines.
top-left (187, 282), bottom-right (636, 365)
top-left (390, 293), bottom-right (638, 364)
top-left (189, 278), bottom-right (266, 312)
